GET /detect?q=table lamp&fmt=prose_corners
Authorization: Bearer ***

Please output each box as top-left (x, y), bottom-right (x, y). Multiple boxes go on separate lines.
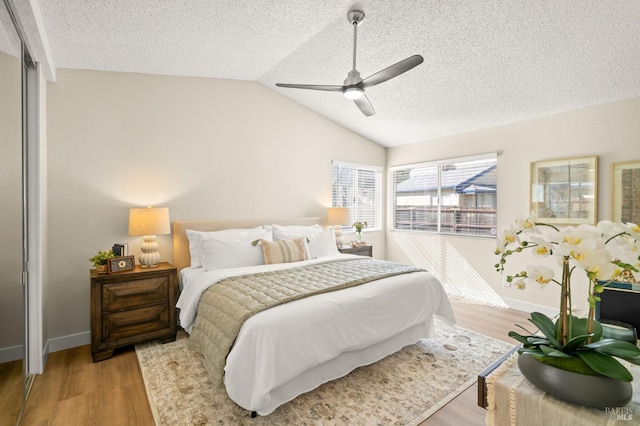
top-left (327, 207), bottom-right (350, 247)
top-left (128, 206), bottom-right (170, 268)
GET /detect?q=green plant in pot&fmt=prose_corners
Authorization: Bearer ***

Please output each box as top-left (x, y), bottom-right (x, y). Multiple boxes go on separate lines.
top-left (495, 214), bottom-right (640, 408)
top-left (90, 249), bottom-right (115, 274)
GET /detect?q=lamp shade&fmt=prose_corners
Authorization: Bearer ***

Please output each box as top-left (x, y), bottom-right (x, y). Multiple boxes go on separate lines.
top-left (128, 207), bottom-right (170, 236)
top-left (327, 207), bottom-right (350, 226)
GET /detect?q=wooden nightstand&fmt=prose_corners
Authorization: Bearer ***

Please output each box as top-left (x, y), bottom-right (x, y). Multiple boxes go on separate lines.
top-left (338, 245), bottom-right (373, 257)
top-left (90, 262), bottom-right (178, 362)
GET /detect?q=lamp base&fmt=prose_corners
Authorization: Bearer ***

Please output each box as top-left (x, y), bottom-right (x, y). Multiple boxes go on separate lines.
top-left (139, 235), bottom-right (161, 268)
top-left (334, 227), bottom-right (344, 248)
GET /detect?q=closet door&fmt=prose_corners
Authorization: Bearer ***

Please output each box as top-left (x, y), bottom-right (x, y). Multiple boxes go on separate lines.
top-left (0, 1), bottom-right (26, 424)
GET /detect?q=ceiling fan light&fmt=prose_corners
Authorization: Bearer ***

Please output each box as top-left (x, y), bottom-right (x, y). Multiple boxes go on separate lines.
top-left (343, 87), bottom-right (364, 100)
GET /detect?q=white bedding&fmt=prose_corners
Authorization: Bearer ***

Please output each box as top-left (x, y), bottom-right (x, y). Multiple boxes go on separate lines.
top-left (176, 254), bottom-right (456, 415)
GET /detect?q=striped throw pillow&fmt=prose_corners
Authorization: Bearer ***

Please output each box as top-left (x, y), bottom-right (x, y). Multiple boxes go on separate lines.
top-left (259, 237), bottom-right (309, 264)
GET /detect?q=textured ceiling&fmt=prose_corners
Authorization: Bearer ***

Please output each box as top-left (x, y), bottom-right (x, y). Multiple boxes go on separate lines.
top-left (16, 0), bottom-right (640, 147)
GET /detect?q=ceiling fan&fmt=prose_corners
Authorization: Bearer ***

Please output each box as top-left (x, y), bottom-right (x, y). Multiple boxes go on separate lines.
top-left (276, 9), bottom-right (424, 117)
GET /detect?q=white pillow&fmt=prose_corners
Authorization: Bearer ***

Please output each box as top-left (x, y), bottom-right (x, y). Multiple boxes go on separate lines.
top-left (272, 224), bottom-right (322, 241)
top-left (307, 227), bottom-right (341, 259)
top-left (186, 226), bottom-right (271, 268)
top-left (200, 228), bottom-right (272, 271)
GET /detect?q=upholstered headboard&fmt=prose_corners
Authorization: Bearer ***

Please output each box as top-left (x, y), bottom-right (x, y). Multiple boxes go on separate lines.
top-left (172, 217), bottom-right (322, 272)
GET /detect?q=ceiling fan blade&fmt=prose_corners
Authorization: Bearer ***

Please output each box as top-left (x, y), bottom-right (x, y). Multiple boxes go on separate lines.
top-left (361, 55), bottom-right (424, 89)
top-left (353, 94), bottom-right (375, 116)
top-left (275, 83), bottom-right (344, 92)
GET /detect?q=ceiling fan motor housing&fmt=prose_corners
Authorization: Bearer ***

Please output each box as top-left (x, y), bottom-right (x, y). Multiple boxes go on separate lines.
top-left (347, 10), bottom-right (365, 25)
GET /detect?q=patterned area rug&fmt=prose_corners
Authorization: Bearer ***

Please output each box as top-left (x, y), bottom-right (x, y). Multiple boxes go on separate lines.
top-left (136, 321), bottom-right (513, 425)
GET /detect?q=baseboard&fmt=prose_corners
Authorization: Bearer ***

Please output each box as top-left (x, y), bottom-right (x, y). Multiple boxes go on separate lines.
top-left (502, 297), bottom-right (558, 318)
top-left (47, 331), bottom-right (91, 353)
top-left (0, 344), bottom-right (24, 364)
top-left (1, 332), bottom-right (88, 370)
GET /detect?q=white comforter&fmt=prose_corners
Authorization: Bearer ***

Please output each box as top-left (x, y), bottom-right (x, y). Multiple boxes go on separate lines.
top-left (176, 254), bottom-right (456, 415)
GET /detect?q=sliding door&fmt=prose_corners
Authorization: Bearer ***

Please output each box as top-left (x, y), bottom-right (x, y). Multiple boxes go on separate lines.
top-left (0, 1), bottom-right (27, 424)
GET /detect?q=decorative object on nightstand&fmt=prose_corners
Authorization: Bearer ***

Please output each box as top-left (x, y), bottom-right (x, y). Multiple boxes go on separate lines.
top-left (128, 206), bottom-right (171, 268)
top-left (89, 249), bottom-right (116, 274)
top-left (327, 207), bottom-right (350, 247)
top-left (106, 255), bottom-right (135, 274)
top-left (338, 244), bottom-right (372, 257)
top-left (352, 220), bottom-right (367, 242)
top-left (90, 262), bottom-right (178, 362)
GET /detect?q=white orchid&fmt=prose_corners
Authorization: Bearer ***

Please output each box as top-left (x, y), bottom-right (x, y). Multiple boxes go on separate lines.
top-left (516, 211), bottom-right (539, 234)
top-left (576, 249), bottom-right (617, 281)
top-left (526, 265), bottom-right (554, 284)
top-left (626, 222), bottom-right (640, 237)
top-left (514, 278), bottom-right (527, 290)
top-left (499, 224), bottom-right (519, 247)
top-left (530, 235), bottom-right (552, 258)
top-left (497, 217), bottom-right (640, 381)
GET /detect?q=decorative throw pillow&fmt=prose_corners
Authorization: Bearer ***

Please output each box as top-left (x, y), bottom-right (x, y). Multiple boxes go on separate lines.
top-left (259, 237), bottom-right (310, 265)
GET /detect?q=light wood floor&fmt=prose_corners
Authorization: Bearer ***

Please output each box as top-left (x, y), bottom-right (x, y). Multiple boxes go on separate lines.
top-left (7, 298), bottom-right (529, 425)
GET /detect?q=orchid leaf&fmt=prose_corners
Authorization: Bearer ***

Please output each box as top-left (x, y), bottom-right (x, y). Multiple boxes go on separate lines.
top-left (587, 339), bottom-right (640, 358)
top-left (529, 312), bottom-right (562, 347)
top-left (517, 347), bottom-right (545, 357)
top-left (623, 356), bottom-right (640, 366)
top-left (539, 345), bottom-right (572, 358)
top-left (569, 316), bottom-right (603, 342)
top-left (575, 350), bottom-right (633, 382)
top-left (508, 331), bottom-right (530, 345)
top-left (526, 337), bottom-right (550, 346)
top-left (561, 334), bottom-right (591, 354)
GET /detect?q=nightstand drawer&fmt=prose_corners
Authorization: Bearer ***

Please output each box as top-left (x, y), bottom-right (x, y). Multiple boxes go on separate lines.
top-left (102, 276), bottom-right (169, 312)
top-left (102, 304), bottom-right (170, 342)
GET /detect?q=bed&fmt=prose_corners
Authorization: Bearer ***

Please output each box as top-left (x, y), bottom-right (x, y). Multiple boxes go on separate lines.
top-left (173, 217), bottom-right (455, 416)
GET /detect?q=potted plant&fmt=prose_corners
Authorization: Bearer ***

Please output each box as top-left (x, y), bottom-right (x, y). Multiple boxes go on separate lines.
top-left (495, 213), bottom-right (640, 408)
top-left (90, 249), bottom-right (116, 274)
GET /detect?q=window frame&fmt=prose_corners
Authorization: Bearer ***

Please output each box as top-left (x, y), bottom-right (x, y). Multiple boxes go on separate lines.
top-left (389, 153), bottom-right (497, 238)
top-left (332, 161), bottom-right (383, 232)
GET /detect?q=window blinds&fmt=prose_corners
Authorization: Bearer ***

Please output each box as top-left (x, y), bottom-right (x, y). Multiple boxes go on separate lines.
top-left (332, 161), bottom-right (382, 231)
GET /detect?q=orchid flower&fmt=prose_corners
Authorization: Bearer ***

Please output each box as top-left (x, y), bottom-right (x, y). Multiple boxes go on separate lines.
top-left (530, 235), bottom-right (552, 258)
top-left (526, 265), bottom-right (554, 285)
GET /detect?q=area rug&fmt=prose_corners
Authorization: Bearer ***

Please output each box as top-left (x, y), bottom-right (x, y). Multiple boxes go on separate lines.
top-left (136, 321), bottom-right (513, 425)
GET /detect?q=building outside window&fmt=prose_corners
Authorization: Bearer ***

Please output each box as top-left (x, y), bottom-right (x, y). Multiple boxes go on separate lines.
top-left (390, 153), bottom-right (497, 237)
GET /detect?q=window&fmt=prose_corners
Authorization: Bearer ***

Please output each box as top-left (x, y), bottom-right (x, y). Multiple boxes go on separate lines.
top-left (390, 153), bottom-right (497, 237)
top-left (332, 161), bottom-right (382, 231)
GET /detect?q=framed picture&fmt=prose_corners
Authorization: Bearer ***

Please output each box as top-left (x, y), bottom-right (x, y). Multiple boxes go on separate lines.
top-left (530, 156), bottom-right (598, 225)
top-left (107, 255), bottom-right (136, 274)
top-left (611, 160), bottom-right (640, 224)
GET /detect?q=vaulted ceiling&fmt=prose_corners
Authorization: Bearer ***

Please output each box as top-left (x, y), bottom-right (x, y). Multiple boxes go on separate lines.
top-left (9, 0), bottom-right (640, 147)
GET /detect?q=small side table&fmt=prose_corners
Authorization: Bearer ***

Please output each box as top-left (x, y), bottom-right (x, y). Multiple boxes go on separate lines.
top-left (338, 245), bottom-right (372, 257)
top-left (90, 262), bottom-right (178, 362)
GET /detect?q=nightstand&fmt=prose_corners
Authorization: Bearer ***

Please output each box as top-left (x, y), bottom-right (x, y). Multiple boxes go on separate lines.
top-left (90, 262), bottom-right (178, 362)
top-left (338, 245), bottom-right (373, 257)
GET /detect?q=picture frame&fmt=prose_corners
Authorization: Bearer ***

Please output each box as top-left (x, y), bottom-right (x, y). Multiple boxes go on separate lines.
top-left (107, 255), bottom-right (136, 274)
top-left (529, 156), bottom-right (598, 225)
top-left (611, 160), bottom-right (640, 224)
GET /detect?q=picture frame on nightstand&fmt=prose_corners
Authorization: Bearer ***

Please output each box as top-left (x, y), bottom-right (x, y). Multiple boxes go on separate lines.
top-left (107, 255), bottom-right (135, 274)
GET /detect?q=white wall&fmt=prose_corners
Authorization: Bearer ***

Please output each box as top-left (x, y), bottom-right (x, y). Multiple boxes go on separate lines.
top-left (387, 96), bottom-right (640, 314)
top-left (45, 69), bottom-right (387, 347)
